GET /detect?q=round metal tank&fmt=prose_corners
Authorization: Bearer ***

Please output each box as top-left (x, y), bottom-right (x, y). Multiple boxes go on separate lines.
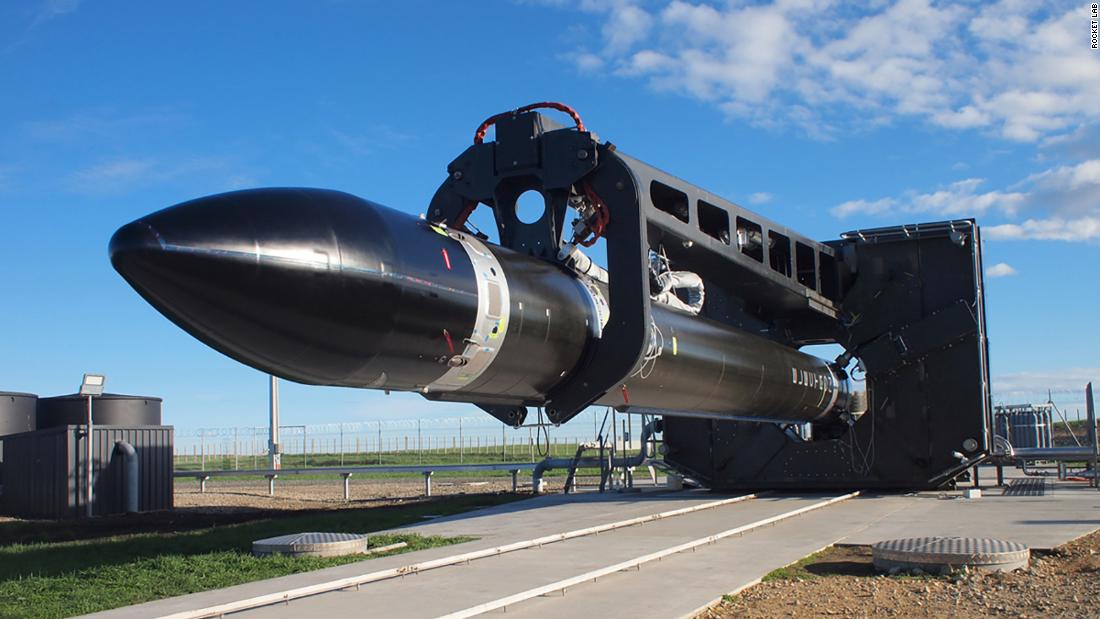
top-left (36, 394), bottom-right (162, 429)
top-left (0, 392), bottom-right (37, 436)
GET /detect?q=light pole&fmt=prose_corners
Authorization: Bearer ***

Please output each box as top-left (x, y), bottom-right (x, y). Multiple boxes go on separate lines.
top-left (79, 373), bottom-right (106, 518)
top-left (269, 375), bottom-right (281, 470)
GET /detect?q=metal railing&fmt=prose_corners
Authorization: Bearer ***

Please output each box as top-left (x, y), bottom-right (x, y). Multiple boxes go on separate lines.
top-left (176, 462), bottom-right (540, 500)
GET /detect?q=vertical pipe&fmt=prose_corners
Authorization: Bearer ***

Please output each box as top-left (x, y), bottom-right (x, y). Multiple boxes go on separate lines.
top-left (459, 418), bottom-right (464, 464)
top-left (1087, 383), bottom-right (1097, 489)
top-left (115, 441), bottom-right (139, 513)
top-left (269, 376), bottom-right (281, 470)
top-left (86, 395), bottom-right (94, 518)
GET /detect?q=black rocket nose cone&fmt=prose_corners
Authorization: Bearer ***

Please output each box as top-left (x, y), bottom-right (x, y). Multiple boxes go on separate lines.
top-left (109, 220), bottom-right (162, 280)
top-left (108, 187), bottom-right (482, 392)
top-left (109, 219), bottom-right (158, 257)
top-left (107, 188), bottom-right (396, 385)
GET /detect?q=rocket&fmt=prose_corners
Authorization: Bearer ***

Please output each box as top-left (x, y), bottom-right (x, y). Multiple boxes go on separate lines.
top-left (110, 187), bottom-right (849, 425)
top-left (107, 104), bottom-right (994, 492)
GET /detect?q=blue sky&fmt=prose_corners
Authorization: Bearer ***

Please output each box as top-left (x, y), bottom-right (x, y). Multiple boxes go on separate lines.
top-left (1, 0), bottom-right (1097, 431)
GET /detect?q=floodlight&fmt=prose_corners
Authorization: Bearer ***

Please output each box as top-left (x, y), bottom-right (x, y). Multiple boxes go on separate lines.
top-left (80, 373), bottom-right (106, 397)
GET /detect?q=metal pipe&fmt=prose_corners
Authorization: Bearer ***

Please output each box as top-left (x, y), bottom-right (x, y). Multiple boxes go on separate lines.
top-left (532, 418), bottom-right (657, 493)
top-left (86, 395), bottom-right (94, 518)
top-left (1088, 382), bottom-right (1097, 488)
top-left (1011, 446), bottom-right (1097, 460)
top-left (269, 376), bottom-right (280, 470)
top-left (114, 441), bottom-right (139, 513)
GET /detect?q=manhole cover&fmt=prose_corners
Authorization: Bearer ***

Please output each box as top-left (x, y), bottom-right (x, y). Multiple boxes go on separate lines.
top-left (872, 537), bottom-right (1029, 573)
top-left (252, 532), bottom-right (368, 557)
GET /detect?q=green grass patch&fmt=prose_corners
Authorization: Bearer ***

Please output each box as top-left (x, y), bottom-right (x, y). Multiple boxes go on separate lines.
top-left (174, 443), bottom-right (647, 473)
top-left (0, 493), bottom-right (524, 619)
top-left (761, 549), bottom-right (827, 582)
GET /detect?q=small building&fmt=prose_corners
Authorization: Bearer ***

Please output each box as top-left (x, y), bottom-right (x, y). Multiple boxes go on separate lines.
top-left (0, 393), bottom-right (173, 519)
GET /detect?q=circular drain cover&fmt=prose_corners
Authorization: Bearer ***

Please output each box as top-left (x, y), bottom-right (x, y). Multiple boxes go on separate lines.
top-left (872, 537), bottom-right (1029, 573)
top-left (252, 532), bottom-right (368, 558)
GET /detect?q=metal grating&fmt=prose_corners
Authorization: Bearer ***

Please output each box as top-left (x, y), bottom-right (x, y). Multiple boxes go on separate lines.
top-left (1003, 477), bottom-right (1046, 496)
top-left (253, 531), bottom-right (368, 557)
top-left (872, 536), bottom-right (1029, 572)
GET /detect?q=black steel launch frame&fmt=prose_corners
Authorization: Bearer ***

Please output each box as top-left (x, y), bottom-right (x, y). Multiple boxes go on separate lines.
top-left (428, 110), bottom-right (992, 490)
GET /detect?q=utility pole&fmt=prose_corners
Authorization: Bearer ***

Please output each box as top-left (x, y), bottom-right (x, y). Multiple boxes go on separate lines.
top-left (269, 375), bottom-right (281, 470)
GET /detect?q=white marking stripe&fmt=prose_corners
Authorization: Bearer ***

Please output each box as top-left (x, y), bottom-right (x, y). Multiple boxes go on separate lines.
top-left (156, 493), bottom-right (760, 619)
top-left (427, 231), bottom-right (510, 392)
top-left (435, 491), bottom-right (861, 619)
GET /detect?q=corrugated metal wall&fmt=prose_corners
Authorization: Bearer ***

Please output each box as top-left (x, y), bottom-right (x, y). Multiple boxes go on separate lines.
top-left (0, 425), bottom-right (173, 519)
top-left (0, 426), bottom-right (70, 518)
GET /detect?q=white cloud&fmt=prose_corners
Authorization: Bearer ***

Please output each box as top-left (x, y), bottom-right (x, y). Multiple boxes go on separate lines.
top-left (65, 156), bottom-right (254, 195)
top-left (746, 192), bottom-right (773, 205)
top-left (571, 52), bottom-right (604, 73)
top-left (561, 1), bottom-right (1100, 142)
top-left (602, 3), bottom-right (652, 53)
top-left (984, 217), bottom-right (1100, 242)
top-left (6, 0), bottom-right (84, 53)
top-left (832, 198), bottom-right (895, 218)
top-left (22, 110), bottom-right (191, 143)
top-left (831, 178), bottom-right (1026, 219)
top-left (69, 159), bottom-right (156, 190)
top-left (832, 158), bottom-right (1100, 242)
top-left (985, 262), bottom-right (1017, 278)
top-left (992, 367), bottom-right (1100, 407)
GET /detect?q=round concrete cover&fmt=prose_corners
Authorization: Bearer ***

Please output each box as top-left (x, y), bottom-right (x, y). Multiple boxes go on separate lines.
top-left (252, 532), bottom-right (368, 557)
top-left (872, 537), bottom-right (1029, 573)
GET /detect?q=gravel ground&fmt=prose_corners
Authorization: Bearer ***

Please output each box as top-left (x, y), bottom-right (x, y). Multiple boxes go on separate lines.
top-left (173, 476), bottom-right (569, 512)
top-left (704, 529), bottom-right (1100, 618)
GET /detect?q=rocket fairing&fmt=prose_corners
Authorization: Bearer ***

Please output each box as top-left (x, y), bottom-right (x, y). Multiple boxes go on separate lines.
top-left (110, 188), bottom-right (848, 424)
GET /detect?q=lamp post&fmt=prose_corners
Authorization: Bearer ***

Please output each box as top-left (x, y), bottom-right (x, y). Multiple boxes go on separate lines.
top-left (79, 373), bottom-right (106, 518)
top-left (269, 375), bottom-right (281, 470)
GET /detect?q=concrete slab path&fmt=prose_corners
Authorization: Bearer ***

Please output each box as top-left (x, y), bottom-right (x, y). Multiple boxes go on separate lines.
top-left (85, 468), bottom-right (1100, 619)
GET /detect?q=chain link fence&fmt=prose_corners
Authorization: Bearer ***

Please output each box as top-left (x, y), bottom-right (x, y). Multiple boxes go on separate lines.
top-left (173, 410), bottom-right (630, 472)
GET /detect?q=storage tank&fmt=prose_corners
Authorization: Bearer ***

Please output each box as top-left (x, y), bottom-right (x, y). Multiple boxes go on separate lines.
top-left (994, 406), bottom-right (1054, 449)
top-left (0, 392), bottom-right (37, 436)
top-left (36, 394), bottom-right (162, 429)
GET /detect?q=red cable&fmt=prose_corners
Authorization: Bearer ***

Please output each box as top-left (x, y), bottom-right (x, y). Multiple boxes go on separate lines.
top-left (452, 199), bottom-right (478, 230)
top-left (578, 181), bottom-right (610, 247)
top-left (473, 101), bottom-right (586, 145)
top-left (457, 103), bottom-right (609, 240)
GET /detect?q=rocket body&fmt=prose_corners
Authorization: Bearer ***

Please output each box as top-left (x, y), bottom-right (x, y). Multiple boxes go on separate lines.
top-left (110, 188), bottom-right (845, 423)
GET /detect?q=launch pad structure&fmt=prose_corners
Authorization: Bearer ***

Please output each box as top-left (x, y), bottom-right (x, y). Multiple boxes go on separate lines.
top-left (426, 104), bottom-right (992, 491)
top-left (110, 102), bottom-right (993, 492)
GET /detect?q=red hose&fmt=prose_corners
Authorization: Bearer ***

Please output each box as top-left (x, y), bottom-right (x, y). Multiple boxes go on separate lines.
top-left (458, 103), bottom-right (608, 241)
top-left (474, 101), bottom-right (586, 145)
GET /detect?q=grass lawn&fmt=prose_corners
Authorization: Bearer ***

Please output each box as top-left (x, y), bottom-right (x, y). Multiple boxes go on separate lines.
top-left (174, 441), bottom-right (616, 472)
top-left (0, 493), bottom-right (524, 619)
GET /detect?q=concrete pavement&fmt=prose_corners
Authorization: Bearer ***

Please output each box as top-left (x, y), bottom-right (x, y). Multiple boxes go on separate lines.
top-left (85, 467), bottom-right (1100, 619)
